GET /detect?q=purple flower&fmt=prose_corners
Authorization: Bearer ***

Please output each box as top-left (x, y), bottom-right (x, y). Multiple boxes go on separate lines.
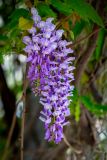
top-left (23, 7), bottom-right (75, 144)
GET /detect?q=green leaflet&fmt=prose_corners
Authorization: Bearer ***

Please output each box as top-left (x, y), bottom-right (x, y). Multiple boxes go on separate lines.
top-left (0, 35), bottom-right (9, 63)
top-left (66, 0), bottom-right (104, 26)
top-left (18, 17), bottom-right (33, 30)
top-left (0, 53), bottom-right (3, 64)
top-left (9, 8), bottom-right (30, 20)
top-left (69, 89), bottom-right (80, 119)
top-left (70, 30), bottom-right (75, 40)
top-left (50, 0), bottom-right (73, 15)
top-left (72, 20), bottom-right (86, 37)
top-left (0, 35), bottom-right (8, 41)
top-left (75, 100), bottom-right (81, 122)
top-left (0, 45), bottom-right (12, 64)
top-left (94, 28), bottom-right (105, 60)
top-left (81, 96), bottom-right (107, 116)
top-left (7, 8), bottom-right (30, 29)
top-left (37, 3), bottom-right (57, 18)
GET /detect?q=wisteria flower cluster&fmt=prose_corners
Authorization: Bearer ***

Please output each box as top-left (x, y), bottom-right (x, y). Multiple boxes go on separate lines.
top-left (23, 7), bottom-right (75, 144)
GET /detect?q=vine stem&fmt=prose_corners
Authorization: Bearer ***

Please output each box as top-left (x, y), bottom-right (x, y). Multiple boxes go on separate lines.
top-left (21, 104), bottom-right (25, 160)
top-left (2, 65), bottom-right (27, 160)
top-left (20, 65), bottom-right (28, 160)
top-left (1, 112), bottom-right (16, 160)
top-left (68, 27), bottom-right (100, 48)
top-left (1, 97), bottom-right (23, 160)
top-left (63, 134), bottom-right (82, 154)
top-left (75, 25), bottom-right (99, 89)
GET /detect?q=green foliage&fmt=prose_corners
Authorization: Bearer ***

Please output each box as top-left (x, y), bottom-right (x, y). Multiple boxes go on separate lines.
top-left (93, 28), bottom-right (105, 60)
top-left (0, 0), bottom-right (104, 64)
top-left (0, 8), bottom-right (30, 63)
top-left (66, 0), bottom-right (104, 27)
top-left (0, 139), bottom-right (6, 153)
top-left (69, 30), bottom-right (75, 40)
top-left (70, 89), bottom-right (107, 119)
top-left (69, 89), bottom-right (81, 121)
top-left (72, 20), bottom-right (86, 37)
top-left (0, 54), bottom-right (3, 64)
top-left (75, 100), bottom-right (81, 122)
top-left (37, 3), bottom-right (57, 18)
top-left (0, 35), bottom-right (9, 63)
top-left (18, 17), bottom-right (33, 30)
top-left (0, 27), bottom-right (24, 63)
top-left (0, 35), bottom-right (8, 41)
top-left (9, 8), bottom-right (30, 20)
top-left (50, 0), bottom-right (104, 26)
top-left (71, 88), bottom-right (79, 104)
top-left (7, 8), bottom-right (30, 29)
top-left (0, 45), bottom-right (12, 63)
top-left (50, 0), bottom-right (73, 15)
top-left (81, 96), bottom-right (107, 116)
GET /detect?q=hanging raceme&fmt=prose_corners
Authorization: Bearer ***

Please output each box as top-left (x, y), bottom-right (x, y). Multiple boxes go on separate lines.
top-left (23, 7), bottom-right (75, 144)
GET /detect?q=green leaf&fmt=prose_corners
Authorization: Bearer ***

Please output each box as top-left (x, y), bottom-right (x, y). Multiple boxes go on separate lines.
top-left (6, 20), bottom-right (18, 29)
top-left (66, 0), bottom-right (104, 27)
top-left (70, 30), bottom-right (74, 40)
top-left (69, 89), bottom-right (81, 121)
top-left (72, 88), bottom-right (79, 102)
top-left (72, 20), bottom-right (86, 37)
top-left (0, 53), bottom-right (3, 64)
top-left (94, 28), bottom-right (105, 60)
top-left (50, 0), bottom-right (73, 15)
top-left (37, 3), bottom-right (57, 17)
top-left (0, 45), bottom-right (12, 64)
top-left (0, 35), bottom-right (8, 41)
top-left (75, 100), bottom-right (81, 122)
top-left (9, 27), bottom-right (20, 38)
top-left (9, 8), bottom-right (30, 20)
top-left (69, 88), bottom-right (79, 114)
top-left (7, 8), bottom-right (30, 29)
top-left (81, 96), bottom-right (107, 115)
top-left (18, 17), bottom-right (33, 30)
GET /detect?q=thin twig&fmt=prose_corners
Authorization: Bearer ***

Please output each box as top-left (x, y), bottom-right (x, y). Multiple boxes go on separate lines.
top-left (1, 112), bottom-right (16, 160)
top-left (63, 134), bottom-right (82, 154)
top-left (75, 25), bottom-right (99, 89)
top-left (21, 105), bottom-right (25, 160)
top-left (68, 27), bottom-right (100, 48)
top-left (20, 66), bottom-right (28, 160)
top-left (1, 97), bottom-right (23, 160)
top-left (56, 14), bottom-right (72, 29)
